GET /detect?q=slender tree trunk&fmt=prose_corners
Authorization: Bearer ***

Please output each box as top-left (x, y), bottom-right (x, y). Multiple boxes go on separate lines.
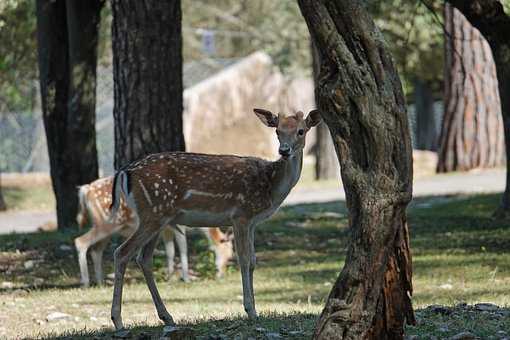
top-left (0, 174), bottom-right (6, 211)
top-left (437, 4), bottom-right (505, 172)
top-left (312, 42), bottom-right (340, 180)
top-left (65, 0), bottom-right (103, 180)
top-left (298, 1), bottom-right (415, 339)
top-left (36, 0), bottom-right (102, 229)
top-left (111, 0), bottom-right (185, 169)
top-left (445, 0), bottom-right (510, 218)
top-left (414, 79), bottom-right (437, 151)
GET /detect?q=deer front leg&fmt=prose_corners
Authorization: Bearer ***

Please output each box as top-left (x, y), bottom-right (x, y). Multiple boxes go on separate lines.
top-left (161, 227), bottom-right (176, 278)
top-left (75, 229), bottom-right (96, 287)
top-left (233, 218), bottom-right (257, 319)
top-left (136, 231), bottom-right (175, 326)
top-left (90, 238), bottom-right (110, 286)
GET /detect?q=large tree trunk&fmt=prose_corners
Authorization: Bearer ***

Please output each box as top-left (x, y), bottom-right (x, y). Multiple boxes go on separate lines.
top-left (414, 79), bottom-right (437, 151)
top-left (437, 4), bottom-right (505, 172)
top-left (36, 0), bottom-right (102, 229)
top-left (312, 43), bottom-right (340, 180)
top-left (445, 0), bottom-right (510, 218)
top-left (298, 1), bottom-right (415, 339)
top-left (111, 0), bottom-right (185, 169)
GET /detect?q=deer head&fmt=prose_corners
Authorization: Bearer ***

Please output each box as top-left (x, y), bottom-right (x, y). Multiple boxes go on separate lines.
top-left (253, 108), bottom-right (322, 158)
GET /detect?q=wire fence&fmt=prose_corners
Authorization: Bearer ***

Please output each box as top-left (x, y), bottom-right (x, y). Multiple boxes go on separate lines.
top-left (0, 65), bottom-right (444, 175)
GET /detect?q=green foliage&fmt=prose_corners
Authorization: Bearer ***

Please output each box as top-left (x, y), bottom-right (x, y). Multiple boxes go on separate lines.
top-left (0, 0), bottom-right (37, 112)
top-left (182, 0), bottom-right (312, 76)
top-left (368, 0), bottom-right (444, 97)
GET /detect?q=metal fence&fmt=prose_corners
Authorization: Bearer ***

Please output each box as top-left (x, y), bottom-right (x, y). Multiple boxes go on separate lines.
top-left (0, 68), bottom-right (444, 175)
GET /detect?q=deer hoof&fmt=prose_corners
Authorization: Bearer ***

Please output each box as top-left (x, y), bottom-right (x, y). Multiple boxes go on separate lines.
top-left (112, 328), bottom-right (131, 338)
top-left (160, 314), bottom-right (176, 326)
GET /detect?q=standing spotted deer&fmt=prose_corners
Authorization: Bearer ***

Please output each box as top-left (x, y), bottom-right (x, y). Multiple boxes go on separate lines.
top-left (109, 108), bottom-right (321, 333)
top-left (74, 177), bottom-right (233, 287)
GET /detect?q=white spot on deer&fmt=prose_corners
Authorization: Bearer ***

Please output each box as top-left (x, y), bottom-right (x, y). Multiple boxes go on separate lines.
top-left (154, 183), bottom-right (159, 189)
top-left (155, 190), bottom-right (159, 197)
top-left (162, 179), bottom-right (166, 183)
top-left (169, 179), bottom-right (173, 184)
top-left (183, 189), bottom-right (221, 200)
top-left (160, 155), bottom-right (164, 159)
top-left (138, 180), bottom-right (153, 206)
top-left (153, 206), bottom-right (158, 213)
top-left (237, 193), bottom-right (245, 202)
top-left (163, 195), bottom-right (167, 200)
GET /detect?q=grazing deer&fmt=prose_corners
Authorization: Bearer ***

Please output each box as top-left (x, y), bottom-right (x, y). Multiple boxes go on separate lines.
top-left (74, 176), bottom-right (234, 287)
top-left (109, 108), bottom-right (321, 333)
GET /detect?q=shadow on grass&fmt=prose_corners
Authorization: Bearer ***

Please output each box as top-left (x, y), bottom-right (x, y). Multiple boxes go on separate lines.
top-left (37, 312), bottom-right (318, 339)
top-left (0, 192), bottom-right (508, 291)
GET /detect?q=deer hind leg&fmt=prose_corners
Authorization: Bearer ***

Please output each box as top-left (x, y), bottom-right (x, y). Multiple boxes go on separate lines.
top-left (89, 237), bottom-right (110, 286)
top-left (233, 218), bottom-right (257, 319)
top-left (160, 226), bottom-right (176, 278)
top-left (111, 226), bottom-right (158, 331)
top-left (75, 228), bottom-right (102, 287)
top-left (136, 230), bottom-right (175, 326)
top-left (173, 225), bottom-right (189, 282)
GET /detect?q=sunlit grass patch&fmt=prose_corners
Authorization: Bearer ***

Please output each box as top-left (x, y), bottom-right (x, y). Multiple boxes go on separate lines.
top-left (1, 193), bottom-right (509, 338)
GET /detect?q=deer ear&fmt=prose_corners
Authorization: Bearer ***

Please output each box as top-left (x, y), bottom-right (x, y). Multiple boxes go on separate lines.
top-left (305, 109), bottom-right (322, 129)
top-left (253, 108), bottom-right (278, 127)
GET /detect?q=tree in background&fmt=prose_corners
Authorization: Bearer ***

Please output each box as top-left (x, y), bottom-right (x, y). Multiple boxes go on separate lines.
top-left (369, 0), bottom-right (443, 151)
top-left (36, 0), bottom-right (103, 229)
top-left (437, 4), bottom-right (505, 172)
top-left (111, 0), bottom-right (185, 168)
top-left (414, 78), bottom-right (437, 150)
top-left (0, 175), bottom-right (6, 211)
top-left (299, 0), bottom-right (414, 338)
top-left (312, 43), bottom-right (338, 180)
top-left (442, 0), bottom-right (510, 218)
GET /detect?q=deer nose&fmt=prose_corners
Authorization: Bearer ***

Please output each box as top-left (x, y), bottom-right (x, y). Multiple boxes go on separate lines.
top-left (279, 144), bottom-right (291, 156)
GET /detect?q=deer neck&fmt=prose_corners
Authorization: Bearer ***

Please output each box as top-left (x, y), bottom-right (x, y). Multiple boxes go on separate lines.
top-left (270, 149), bottom-right (303, 205)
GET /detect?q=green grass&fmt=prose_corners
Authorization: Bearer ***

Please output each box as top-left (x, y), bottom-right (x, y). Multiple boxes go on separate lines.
top-left (0, 194), bottom-right (509, 339)
top-left (3, 184), bottom-right (55, 211)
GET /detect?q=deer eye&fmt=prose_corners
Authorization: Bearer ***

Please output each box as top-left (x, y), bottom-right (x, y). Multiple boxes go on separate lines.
top-left (298, 129), bottom-right (304, 136)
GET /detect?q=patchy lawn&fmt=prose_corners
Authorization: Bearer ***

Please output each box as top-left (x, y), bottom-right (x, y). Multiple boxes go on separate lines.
top-left (2, 184), bottom-right (55, 211)
top-left (0, 194), bottom-right (509, 339)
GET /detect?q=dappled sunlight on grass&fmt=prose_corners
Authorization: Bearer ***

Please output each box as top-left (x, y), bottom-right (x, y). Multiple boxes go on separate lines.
top-left (1, 193), bottom-right (509, 338)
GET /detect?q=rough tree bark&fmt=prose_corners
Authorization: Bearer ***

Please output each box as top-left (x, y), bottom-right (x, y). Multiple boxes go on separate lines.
top-left (36, 0), bottom-right (102, 229)
top-left (414, 79), bottom-right (437, 151)
top-left (111, 0), bottom-right (185, 169)
top-left (298, 1), bottom-right (415, 339)
top-left (445, 0), bottom-right (510, 218)
top-left (312, 42), bottom-right (340, 180)
top-left (437, 4), bottom-right (505, 172)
